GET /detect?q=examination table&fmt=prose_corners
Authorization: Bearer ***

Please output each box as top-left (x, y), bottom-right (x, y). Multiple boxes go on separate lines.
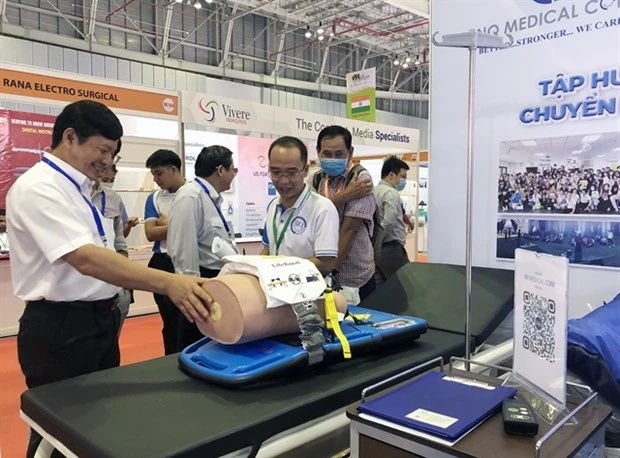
top-left (20, 263), bottom-right (514, 458)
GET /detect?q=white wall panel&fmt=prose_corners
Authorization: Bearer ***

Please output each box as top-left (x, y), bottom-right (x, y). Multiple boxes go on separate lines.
top-left (104, 55), bottom-right (117, 79)
top-left (32, 42), bottom-right (49, 68)
top-left (63, 48), bottom-right (78, 73)
top-left (15, 39), bottom-right (32, 65)
top-left (91, 53), bottom-right (105, 78)
top-left (141, 63), bottom-right (154, 86)
top-left (164, 67), bottom-right (176, 90)
top-left (130, 61), bottom-right (141, 84)
top-left (153, 65), bottom-right (165, 89)
top-left (77, 50), bottom-right (91, 75)
top-left (48, 45), bottom-right (63, 71)
top-left (117, 59), bottom-right (131, 82)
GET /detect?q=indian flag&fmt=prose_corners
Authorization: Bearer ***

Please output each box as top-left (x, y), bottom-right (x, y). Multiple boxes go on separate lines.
top-left (351, 94), bottom-right (371, 115)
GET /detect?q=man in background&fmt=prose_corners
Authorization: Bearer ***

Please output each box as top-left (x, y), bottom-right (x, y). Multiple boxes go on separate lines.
top-left (261, 136), bottom-right (339, 276)
top-left (92, 159), bottom-right (133, 332)
top-left (144, 149), bottom-right (186, 355)
top-left (313, 125), bottom-right (377, 304)
top-left (168, 145), bottom-right (239, 350)
top-left (374, 157), bottom-right (411, 283)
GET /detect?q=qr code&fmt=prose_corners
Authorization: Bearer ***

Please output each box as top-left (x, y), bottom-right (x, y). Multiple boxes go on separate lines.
top-left (522, 290), bottom-right (556, 362)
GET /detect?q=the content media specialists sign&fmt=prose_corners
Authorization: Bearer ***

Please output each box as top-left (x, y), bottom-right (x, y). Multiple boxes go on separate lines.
top-left (293, 117), bottom-right (412, 145)
top-left (182, 91), bottom-right (420, 150)
top-left (0, 66), bottom-right (178, 116)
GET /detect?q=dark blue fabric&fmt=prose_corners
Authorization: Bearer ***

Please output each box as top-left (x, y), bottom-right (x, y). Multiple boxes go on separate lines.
top-left (567, 293), bottom-right (620, 383)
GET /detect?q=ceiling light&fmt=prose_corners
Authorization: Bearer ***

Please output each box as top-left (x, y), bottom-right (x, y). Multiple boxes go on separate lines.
top-left (318, 34), bottom-right (324, 41)
top-left (402, 62), bottom-right (409, 68)
top-left (414, 55), bottom-right (421, 65)
top-left (175, 0), bottom-right (182, 3)
top-left (305, 26), bottom-right (312, 38)
top-left (405, 56), bottom-right (412, 63)
top-left (193, 0), bottom-right (201, 8)
top-left (393, 58), bottom-right (400, 65)
top-left (205, 0), bottom-right (213, 3)
top-left (329, 31), bottom-right (334, 37)
top-left (317, 22), bottom-right (324, 35)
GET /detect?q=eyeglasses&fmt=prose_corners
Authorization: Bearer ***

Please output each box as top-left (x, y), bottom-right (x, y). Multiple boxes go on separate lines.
top-left (268, 169), bottom-right (303, 180)
top-left (113, 155), bottom-right (122, 164)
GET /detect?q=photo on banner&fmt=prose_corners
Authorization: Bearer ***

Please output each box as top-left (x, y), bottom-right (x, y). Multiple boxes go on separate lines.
top-left (497, 131), bottom-right (620, 268)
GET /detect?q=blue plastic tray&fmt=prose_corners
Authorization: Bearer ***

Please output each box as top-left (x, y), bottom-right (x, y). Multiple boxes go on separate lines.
top-left (179, 306), bottom-right (428, 386)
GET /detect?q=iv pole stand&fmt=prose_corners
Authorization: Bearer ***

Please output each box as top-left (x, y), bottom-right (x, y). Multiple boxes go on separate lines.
top-left (431, 30), bottom-right (512, 369)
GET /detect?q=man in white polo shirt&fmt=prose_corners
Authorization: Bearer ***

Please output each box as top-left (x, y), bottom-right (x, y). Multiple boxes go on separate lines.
top-left (260, 136), bottom-right (339, 276)
top-left (6, 100), bottom-right (215, 458)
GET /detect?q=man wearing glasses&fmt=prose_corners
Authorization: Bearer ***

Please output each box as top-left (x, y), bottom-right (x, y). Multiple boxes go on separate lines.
top-left (261, 136), bottom-right (339, 276)
top-left (168, 145), bottom-right (240, 350)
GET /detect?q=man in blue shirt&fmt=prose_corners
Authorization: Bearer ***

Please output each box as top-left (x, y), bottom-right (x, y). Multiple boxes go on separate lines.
top-left (144, 149), bottom-right (186, 355)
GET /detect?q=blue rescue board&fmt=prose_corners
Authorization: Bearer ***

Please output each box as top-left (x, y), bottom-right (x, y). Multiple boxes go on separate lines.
top-left (178, 306), bottom-right (428, 386)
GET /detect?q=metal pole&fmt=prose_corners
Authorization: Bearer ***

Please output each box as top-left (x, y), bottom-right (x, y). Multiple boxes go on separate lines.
top-left (464, 46), bottom-right (476, 369)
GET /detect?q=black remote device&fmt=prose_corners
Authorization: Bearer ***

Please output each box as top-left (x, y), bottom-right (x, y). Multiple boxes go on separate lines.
top-left (502, 398), bottom-right (539, 437)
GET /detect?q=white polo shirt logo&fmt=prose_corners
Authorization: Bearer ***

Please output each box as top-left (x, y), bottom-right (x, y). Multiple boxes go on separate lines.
top-left (291, 216), bottom-right (307, 234)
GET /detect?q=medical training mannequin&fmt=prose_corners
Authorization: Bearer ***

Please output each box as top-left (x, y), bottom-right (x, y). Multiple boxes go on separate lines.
top-left (197, 273), bottom-right (348, 344)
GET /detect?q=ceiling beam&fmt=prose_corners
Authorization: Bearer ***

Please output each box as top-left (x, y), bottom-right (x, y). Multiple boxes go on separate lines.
top-left (223, 18), bottom-right (273, 68)
top-left (87, 0), bottom-right (98, 40)
top-left (219, 3), bottom-right (239, 67)
top-left (271, 16), bottom-right (291, 76)
top-left (159, 3), bottom-right (173, 57)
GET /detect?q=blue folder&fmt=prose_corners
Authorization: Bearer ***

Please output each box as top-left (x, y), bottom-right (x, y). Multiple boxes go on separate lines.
top-left (358, 371), bottom-right (517, 440)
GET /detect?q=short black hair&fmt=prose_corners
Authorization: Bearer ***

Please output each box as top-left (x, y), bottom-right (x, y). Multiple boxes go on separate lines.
top-left (317, 125), bottom-right (352, 151)
top-left (51, 100), bottom-right (123, 149)
top-left (268, 136), bottom-right (308, 164)
top-left (381, 156), bottom-right (409, 178)
top-left (145, 149), bottom-right (181, 170)
top-left (195, 145), bottom-right (234, 178)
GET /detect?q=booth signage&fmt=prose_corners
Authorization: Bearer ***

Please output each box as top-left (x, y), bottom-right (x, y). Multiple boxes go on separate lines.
top-left (513, 249), bottom-right (569, 404)
top-left (0, 68), bottom-right (178, 116)
top-left (346, 67), bottom-right (377, 123)
top-left (181, 91), bottom-right (419, 150)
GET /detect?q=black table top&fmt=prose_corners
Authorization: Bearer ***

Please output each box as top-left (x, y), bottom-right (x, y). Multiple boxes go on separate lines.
top-left (21, 329), bottom-right (467, 458)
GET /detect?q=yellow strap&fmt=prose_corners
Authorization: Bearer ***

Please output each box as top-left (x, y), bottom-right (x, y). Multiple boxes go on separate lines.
top-left (324, 291), bottom-right (351, 359)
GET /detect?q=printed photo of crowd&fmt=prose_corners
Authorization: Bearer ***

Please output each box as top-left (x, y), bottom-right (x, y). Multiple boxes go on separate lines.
top-left (496, 218), bottom-right (620, 268)
top-left (498, 133), bottom-right (620, 215)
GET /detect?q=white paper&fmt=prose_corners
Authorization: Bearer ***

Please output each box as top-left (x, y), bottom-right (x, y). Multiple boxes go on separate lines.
top-left (514, 249), bottom-right (569, 405)
top-left (406, 408), bottom-right (458, 429)
top-left (220, 255), bottom-right (326, 308)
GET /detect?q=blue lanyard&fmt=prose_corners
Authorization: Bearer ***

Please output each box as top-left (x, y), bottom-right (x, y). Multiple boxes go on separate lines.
top-left (42, 157), bottom-right (107, 244)
top-left (100, 190), bottom-right (106, 215)
top-left (194, 178), bottom-right (231, 234)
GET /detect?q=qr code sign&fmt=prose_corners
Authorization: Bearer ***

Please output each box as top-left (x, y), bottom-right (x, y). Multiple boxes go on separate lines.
top-left (522, 290), bottom-right (556, 363)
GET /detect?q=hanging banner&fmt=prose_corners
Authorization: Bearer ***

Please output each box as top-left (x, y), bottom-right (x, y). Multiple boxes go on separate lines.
top-left (513, 249), bottom-right (569, 405)
top-left (181, 91), bottom-right (419, 151)
top-left (0, 109), bottom-right (55, 211)
top-left (0, 67), bottom-right (178, 117)
top-left (430, 0), bottom-right (620, 273)
top-left (346, 67), bottom-right (377, 122)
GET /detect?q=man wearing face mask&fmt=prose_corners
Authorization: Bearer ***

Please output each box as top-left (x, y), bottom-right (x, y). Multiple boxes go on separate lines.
top-left (313, 125), bottom-right (377, 305)
top-left (91, 158), bottom-right (134, 332)
top-left (374, 157), bottom-right (411, 283)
